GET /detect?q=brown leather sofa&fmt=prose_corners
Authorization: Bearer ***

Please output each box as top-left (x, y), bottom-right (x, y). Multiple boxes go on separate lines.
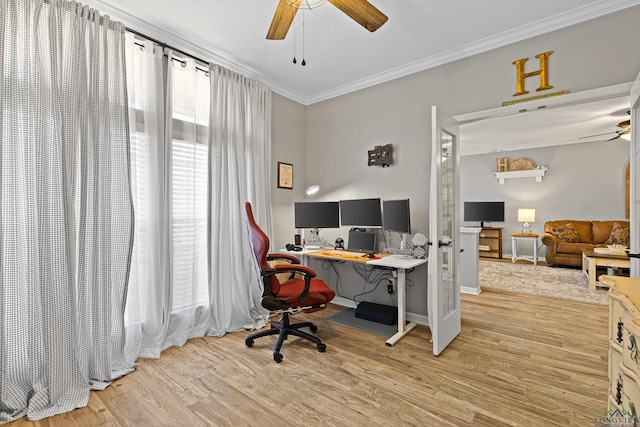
top-left (541, 220), bottom-right (630, 267)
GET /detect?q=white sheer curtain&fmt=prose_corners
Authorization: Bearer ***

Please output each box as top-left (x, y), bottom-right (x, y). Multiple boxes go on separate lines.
top-left (0, 0), bottom-right (134, 422)
top-left (162, 49), bottom-right (211, 347)
top-left (207, 64), bottom-right (271, 335)
top-left (125, 47), bottom-right (212, 358)
top-left (124, 34), bottom-right (168, 360)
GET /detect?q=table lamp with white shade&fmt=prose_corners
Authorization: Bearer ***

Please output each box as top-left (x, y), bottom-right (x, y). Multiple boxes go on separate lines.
top-left (518, 208), bottom-right (535, 234)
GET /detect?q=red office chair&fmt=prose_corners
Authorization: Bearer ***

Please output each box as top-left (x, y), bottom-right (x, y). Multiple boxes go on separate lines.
top-left (244, 202), bottom-right (335, 363)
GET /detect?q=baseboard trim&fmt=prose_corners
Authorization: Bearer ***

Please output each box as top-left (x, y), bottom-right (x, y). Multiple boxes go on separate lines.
top-left (461, 286), bottom-right (482, 295)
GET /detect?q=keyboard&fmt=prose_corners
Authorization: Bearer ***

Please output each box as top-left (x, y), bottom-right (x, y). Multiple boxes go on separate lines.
top-left (305, 245), bottom-right (321, 250)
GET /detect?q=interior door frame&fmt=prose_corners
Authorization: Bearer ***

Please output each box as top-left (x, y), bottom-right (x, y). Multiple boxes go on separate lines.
top-left (629, 72), bottom-right (640, 276)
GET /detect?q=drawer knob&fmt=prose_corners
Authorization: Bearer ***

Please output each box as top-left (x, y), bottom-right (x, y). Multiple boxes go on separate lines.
top-left (618, 319), bottom-right (625, 344)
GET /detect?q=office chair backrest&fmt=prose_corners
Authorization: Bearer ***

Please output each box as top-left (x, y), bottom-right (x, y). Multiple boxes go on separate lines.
top-left (245, 202), bottom-right (280, 295)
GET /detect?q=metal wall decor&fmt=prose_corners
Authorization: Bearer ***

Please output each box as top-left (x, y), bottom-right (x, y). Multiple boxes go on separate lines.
top-left (368, 144), bottom-right (394, 167)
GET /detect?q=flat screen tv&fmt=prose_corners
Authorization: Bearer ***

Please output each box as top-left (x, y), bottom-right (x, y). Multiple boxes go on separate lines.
top-left (340, 198), bottom-right (382, 228)
top-left (464, 201), bottom-right (504, 227)
top-left (294, 202), bottom-right (340, 229)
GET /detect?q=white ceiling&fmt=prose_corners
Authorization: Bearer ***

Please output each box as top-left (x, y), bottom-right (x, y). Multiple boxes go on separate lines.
top-left (85, 0), bottom-right (640, 105)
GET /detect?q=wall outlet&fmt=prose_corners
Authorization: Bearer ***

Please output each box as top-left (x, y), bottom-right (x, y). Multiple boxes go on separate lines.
top-left (387, 283), bottom-right (394, 294)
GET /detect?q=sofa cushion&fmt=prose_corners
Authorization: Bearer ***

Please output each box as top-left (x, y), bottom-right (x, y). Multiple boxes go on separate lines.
top-left (593, 220), bottom-right (630, 244)
top-left (551, 223), bottom-right (579, 243)
top-left (606, 223), bottom-right (630, 247)
top-left (545, 220), bottom-right (592, 243)
top-left (556, 242), bottom-right (598, 256)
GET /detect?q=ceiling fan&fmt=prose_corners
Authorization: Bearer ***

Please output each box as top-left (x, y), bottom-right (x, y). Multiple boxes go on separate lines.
top-left (579, 111), bottom-right (631, 141)
top-left (266, 0), bottom-right (388, 40)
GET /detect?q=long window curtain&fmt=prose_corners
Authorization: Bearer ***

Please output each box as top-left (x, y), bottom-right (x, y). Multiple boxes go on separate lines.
top-left (0, 0), bottom-right (134, 422)
top-left (125, 46), bottom-right (212, 359)
top-left (162, 49), bottom-right (211, 347)
top-left (207, 64), bottom-right (271, 335)
top-left (123, 34), bottom-right (167, 360)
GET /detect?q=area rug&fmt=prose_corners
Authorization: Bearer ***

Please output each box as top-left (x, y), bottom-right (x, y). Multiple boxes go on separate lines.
top-left (479, 260), bottom-right (609, 305)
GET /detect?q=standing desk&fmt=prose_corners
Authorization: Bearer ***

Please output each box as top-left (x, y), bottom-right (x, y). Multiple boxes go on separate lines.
top-left (302, 249), bottom-right (428, 346)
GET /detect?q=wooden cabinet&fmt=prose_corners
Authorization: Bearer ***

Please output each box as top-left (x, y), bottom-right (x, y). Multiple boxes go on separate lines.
top-left (607, 276), bottom-right (640, 416)
top-left (479, 227), bottom-right (502, 259)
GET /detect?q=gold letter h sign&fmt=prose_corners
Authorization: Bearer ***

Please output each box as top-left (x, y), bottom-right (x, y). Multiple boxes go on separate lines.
top-left (512, 51), bottom-right (553, 96)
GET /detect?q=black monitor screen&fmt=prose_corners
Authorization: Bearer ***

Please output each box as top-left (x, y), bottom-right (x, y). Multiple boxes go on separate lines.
top-left (383, 199), bottom-right (411, 234)
top-left (340, 198), bottom-right (382, 228)
top-left (294, 202), bottom-right (340, 229)
top-left (347, 230), bottom-right (377, 254)
top-left (463, 201), bottom-right (505, 223)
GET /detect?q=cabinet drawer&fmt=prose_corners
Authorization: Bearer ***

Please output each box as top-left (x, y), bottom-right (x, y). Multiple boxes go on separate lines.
top-left (610, 348), bottom-right (640, 417)
top-left (611, 300), bottom-right (640, 374)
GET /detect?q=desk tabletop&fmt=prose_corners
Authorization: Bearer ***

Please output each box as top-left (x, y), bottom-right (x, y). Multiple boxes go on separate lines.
top-left (305, 249), bottom-right (390, 264)
top-left (305, 249), bottom-right (427, 269)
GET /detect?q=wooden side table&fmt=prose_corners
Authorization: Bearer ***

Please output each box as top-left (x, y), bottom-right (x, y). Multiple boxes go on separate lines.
top-left (511, 233), bottom-right (539, 265)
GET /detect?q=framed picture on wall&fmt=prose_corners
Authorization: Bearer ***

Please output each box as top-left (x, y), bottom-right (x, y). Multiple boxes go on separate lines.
top-left (278, 162), bottom-right (293, 189)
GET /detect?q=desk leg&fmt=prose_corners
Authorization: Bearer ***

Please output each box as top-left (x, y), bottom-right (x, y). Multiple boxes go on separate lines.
top-left (533, 240), bottom-right (537, 265)
top-left (512, 237), bottom-right (516, 263)
top-left (385, 268), bottom-right (417, 346)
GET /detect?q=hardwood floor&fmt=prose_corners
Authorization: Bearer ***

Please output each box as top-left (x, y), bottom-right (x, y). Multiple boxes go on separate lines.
top-left (8, 289), bottom-right (608, 427)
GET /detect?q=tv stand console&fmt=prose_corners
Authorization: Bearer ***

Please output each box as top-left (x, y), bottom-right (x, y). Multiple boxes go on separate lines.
top-left (479, 227), bottom-right (503, 259)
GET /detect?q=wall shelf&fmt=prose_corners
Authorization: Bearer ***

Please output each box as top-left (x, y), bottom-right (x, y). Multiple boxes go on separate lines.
top-left (493, 167), bottom-right (548, 184)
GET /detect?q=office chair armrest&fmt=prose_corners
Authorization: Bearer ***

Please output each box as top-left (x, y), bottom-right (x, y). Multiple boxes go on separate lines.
top-left (262, 265), bottom-right (316, 304)
top-left (266, 253), bottom-right (300, 264)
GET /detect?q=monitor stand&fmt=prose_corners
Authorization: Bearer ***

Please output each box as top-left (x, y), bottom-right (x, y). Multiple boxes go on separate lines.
top-left (386, 232), bottom-right (413, 255)
top-left (306, 228), bottom-right (329, 248)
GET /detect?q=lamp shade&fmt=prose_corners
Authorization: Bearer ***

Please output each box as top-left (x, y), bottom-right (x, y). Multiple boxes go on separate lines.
top-left (305, 185), bottom-right (320, 196)
top-left (518, 208), bottom-right (535, 223)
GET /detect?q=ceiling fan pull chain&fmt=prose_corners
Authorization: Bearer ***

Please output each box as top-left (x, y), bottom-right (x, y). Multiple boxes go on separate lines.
top-left (301, 9), bottom-right (306, 66)
top-left (292, 16), bottom-right (297, 64)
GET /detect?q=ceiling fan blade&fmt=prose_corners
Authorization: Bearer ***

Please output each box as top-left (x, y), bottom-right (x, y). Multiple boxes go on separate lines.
top-left (578, 131), bottom-right (616, 140)
top-left (327, 0), bottom-right (388, 32)
top-left (266, 0), bottom-right (300, 40)
top-left (607, 134), bottom-right (621, 142)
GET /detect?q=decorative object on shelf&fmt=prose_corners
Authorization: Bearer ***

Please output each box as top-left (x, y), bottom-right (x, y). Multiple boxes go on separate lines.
top-left (511, 51), bottom-right (554, 97)
top-left (496, 157), bottom-right (509, 172)
top-left (518, 208), bottom-right (535, 234)
top-left (277, 161), bottom-right (293, 189)
top-left (508, 157), bottom-right (536, 171)
top-left (368, 144), bottom-right (394, 167)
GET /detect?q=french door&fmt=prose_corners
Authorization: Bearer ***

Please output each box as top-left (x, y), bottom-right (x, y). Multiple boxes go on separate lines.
top-left (630, 72), bottom-right (640, 276)
top-left (428, 106), bottom-right (461, 355)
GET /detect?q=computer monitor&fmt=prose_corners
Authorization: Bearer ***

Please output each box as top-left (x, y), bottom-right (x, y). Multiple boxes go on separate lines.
top-left (383, 199), bottom-right (411, 250)
top-left (347, 230), bottom-right (377, 255)
top-left (340, 198), bottom-right (382, 228)
top-left (294, 202), bottom-right (340, 229)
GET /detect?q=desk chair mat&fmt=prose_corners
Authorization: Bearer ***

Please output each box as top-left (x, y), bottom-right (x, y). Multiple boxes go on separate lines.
top-left (327, 308), bottom-right (397, 337)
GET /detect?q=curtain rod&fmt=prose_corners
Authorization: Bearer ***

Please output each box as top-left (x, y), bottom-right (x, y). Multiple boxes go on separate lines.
top-left (125, 26), bottom-right (210, 68)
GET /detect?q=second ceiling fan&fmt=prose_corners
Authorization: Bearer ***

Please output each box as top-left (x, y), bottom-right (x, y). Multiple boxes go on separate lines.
top-left (266, 0), bottom-right (388, 40)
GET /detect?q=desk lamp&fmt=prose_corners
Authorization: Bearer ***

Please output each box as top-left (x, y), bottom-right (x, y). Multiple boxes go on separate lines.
top-left (518, 208), bottom-right (535, 234)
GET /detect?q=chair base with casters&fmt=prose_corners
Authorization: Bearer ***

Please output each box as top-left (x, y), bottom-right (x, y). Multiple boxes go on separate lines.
top-left (244, 202), bottom-right (335, 363)
top-left (245, 307), bottom-right (327, 363)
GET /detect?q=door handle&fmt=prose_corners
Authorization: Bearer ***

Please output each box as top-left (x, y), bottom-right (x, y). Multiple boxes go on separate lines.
top-left (438, 240), bottom-right (452, 248)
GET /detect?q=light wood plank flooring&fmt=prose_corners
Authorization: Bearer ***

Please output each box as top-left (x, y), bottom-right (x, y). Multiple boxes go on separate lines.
top-left (7, 289), bottom-right (608, 426)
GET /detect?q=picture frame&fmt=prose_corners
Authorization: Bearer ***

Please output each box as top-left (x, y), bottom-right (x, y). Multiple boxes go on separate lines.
top-left (277, 162), bottom-right (293, 189)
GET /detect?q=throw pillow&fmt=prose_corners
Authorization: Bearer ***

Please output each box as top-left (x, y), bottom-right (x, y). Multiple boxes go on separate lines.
top-left (551, 223), bottom-right (579, 243)
top-left (606, 223), bottom-right (630, 247)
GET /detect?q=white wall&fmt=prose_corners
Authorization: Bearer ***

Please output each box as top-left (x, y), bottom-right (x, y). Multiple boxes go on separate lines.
top-left (270, 6), bottom-right (640, 316)
top-left (460, 141), bottom-right (630, 258)
top-left (270, 94), bottom-right (307, 251)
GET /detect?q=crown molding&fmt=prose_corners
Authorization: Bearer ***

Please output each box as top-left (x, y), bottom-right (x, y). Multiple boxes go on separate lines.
top-left (83, 0), bottom-right (640, 106)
